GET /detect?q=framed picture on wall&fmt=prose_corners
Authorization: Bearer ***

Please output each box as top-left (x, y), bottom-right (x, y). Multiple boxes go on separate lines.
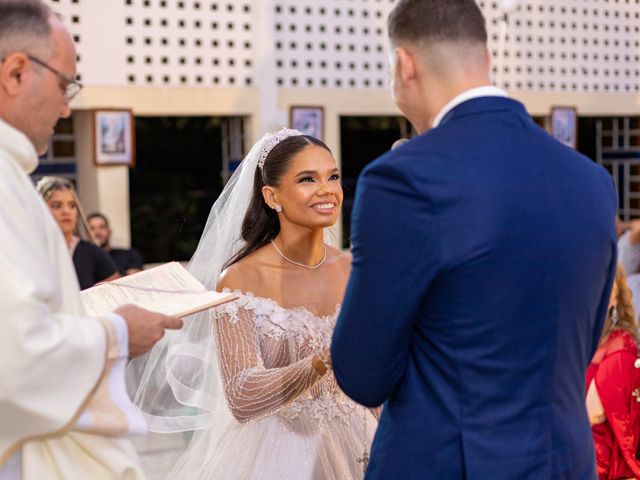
top-left (551, 106), bottom-right (577, 149)
top-left (289, 106), bottom-right (324, 140)
top-left (93, 109), bottom-right (136, 166)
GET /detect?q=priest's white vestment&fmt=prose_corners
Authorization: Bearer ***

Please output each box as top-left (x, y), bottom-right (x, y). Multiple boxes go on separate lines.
top-left (0, 118), bottom-right (146, 479)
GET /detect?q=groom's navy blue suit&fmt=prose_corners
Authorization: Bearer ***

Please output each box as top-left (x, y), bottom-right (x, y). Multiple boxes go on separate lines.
top-left (332, 96), bottom-right (617, 479)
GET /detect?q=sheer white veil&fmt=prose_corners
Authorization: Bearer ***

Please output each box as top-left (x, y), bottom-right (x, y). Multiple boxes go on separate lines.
top-left (126, 128), bottom-right (304, 477)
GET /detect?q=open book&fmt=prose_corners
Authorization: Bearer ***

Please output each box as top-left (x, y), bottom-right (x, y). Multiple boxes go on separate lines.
top-left (80, 261), bottom-right (235, 318)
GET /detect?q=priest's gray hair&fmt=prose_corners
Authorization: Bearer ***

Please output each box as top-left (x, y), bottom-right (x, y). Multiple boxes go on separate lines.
top-left (0, 0), bottom-right (54, 60)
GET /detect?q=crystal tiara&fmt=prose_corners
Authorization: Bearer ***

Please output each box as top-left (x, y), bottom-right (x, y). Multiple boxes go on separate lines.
top-left (258, 128), bottom-right (305, 169)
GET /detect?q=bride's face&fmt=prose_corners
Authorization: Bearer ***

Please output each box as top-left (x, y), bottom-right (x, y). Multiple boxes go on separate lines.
top-left (268, 145), bottom-right (343, 229)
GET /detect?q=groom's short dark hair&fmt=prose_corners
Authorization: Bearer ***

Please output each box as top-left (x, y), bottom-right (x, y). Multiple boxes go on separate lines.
top-left (388, 0), bottom-right (487, 47)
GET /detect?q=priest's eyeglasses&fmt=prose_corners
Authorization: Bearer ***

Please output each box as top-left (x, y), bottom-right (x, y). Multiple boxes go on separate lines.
top-left (26, 55), bottom-right (83, 102)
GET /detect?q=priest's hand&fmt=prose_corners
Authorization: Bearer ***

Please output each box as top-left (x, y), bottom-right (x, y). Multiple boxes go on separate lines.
top-left (115, 304), bottom-right (184, 357)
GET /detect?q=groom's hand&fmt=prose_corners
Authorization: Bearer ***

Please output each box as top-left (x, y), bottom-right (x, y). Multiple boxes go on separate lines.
top-left (114, 304), bottom-right (183, 357)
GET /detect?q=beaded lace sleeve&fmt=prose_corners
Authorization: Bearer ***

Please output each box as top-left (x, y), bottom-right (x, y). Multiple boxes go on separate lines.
top-left (214, 305), bottom-right (324, 423)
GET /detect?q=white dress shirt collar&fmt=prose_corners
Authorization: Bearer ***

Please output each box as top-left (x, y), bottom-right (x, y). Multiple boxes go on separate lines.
top-left (432, 85), bottom-right (508, 128)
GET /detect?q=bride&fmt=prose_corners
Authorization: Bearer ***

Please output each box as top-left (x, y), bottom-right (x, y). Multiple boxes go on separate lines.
top-left (129, 128), bottom-right (378, 479)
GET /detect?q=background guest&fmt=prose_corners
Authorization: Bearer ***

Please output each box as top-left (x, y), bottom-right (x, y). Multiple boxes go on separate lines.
top-left (617, 218), bottom-right (640, 276)
top-left (88, 211), bottom-right (144, 276)
top-left (615, 217), bottom-right (640, 322)
top-left (586, 265), bottom-right (640, 479)
top-left (36, 176), bottom-right (120, 289)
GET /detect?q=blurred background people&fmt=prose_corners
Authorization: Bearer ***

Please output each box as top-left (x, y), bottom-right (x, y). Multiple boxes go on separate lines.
top-left (586, 265), bottom-right (640, 479)
top-left (616, 217), bottom-right (640, 321)
top-left (36, 176), bottom-right (119, 289)
top-left (617, 218), bottom-right (640, 277)
top-left (88, 211), bottom-right (144, 276)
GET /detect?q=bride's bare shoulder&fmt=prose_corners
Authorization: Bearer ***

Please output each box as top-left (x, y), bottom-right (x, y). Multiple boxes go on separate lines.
top-left (327, 245), bottom-right (352, 273)
top-left (216, 246), bottom-right (271, 292)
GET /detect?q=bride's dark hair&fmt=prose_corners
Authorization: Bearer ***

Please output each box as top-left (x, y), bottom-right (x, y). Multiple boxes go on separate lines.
top-left (225, 134), bottom-right (331, 268)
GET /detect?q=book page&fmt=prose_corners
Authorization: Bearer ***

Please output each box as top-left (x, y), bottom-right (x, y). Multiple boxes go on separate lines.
top-left (80, 262), bottom-right (235, 318)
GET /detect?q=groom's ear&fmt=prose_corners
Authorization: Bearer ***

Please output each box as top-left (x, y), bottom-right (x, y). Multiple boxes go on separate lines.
top-left (396, 46), bottom-right (417, 85)
top-left (261, 185), bottom-right (279, 209)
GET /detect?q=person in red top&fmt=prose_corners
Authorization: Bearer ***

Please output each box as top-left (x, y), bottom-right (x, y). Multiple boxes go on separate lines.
top-left (586, 265), bottom-right (640, 479)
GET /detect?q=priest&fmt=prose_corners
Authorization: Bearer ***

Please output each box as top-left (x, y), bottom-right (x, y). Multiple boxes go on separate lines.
top-left (0, 1), bottom-right (183, 478)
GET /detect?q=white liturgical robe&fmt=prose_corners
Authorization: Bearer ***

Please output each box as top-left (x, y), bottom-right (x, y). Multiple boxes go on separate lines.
top-left (0, 118), bottom-right (145, 479)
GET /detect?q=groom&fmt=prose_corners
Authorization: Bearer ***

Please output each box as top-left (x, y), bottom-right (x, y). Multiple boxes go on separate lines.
top-left (331, 0), bottom-right (617, 478)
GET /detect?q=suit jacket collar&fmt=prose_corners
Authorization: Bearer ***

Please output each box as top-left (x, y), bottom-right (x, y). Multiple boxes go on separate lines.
top-left (432, 86), bottom-right (507, 128)
top-left (438, 96), bottom-right (531, 128)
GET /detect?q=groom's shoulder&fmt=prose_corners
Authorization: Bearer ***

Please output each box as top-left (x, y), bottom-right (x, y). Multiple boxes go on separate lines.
top-left (362, 133), bottom-right (449, 183)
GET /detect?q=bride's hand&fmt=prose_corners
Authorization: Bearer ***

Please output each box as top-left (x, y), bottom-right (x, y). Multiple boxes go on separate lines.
top-left (311, 347), bottom-right (331, 376)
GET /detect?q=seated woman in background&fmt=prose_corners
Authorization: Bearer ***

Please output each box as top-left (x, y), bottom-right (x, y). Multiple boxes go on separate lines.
top-left (36, 176), bottom-right (120, 290)
top-left (586, 265), bottom-right (640, 479)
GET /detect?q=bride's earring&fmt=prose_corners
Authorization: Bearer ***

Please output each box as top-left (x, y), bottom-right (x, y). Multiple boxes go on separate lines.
top-left (612, 305), bottom-right (619, 325)
top-left (274, 205), bottom-right (282, 213)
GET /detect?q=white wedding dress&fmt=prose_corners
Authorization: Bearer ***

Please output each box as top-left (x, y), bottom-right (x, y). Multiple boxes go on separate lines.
top-left (137, 290), bottom-right (377, 480)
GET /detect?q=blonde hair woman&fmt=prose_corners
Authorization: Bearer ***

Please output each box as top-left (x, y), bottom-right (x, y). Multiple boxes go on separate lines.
top-left (36, 176), bottom-right (119, 289)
